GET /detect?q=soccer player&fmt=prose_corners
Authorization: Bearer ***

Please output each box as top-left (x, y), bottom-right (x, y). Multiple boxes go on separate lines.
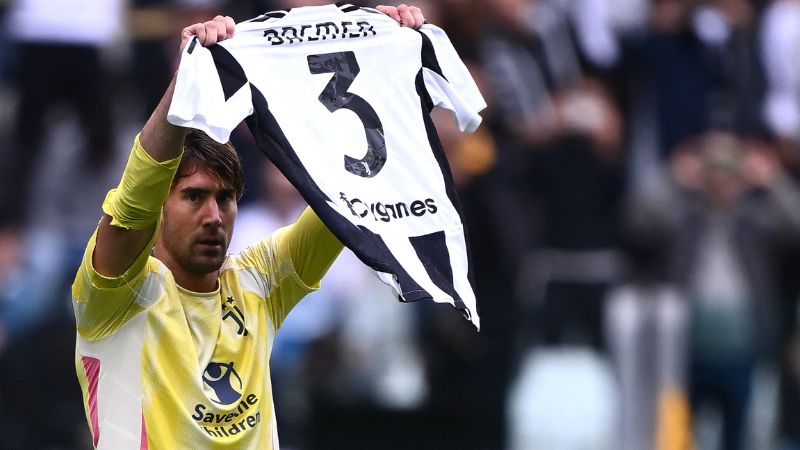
top-left (71, 5), bottom-right (424, 449)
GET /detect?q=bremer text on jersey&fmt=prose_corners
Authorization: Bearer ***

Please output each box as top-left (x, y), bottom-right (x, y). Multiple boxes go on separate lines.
top-left (262, 19), bottom-right (377, 46)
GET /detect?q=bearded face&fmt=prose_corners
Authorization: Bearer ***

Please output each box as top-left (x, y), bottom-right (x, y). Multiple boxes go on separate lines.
top-left (158, 168), bottom-right (238, 285)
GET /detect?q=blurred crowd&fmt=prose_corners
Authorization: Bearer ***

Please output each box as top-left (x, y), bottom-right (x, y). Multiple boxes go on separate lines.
top-left (0, 0), bottom-right (799, 449)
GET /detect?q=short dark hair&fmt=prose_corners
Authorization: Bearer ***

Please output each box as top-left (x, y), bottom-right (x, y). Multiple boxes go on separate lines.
top-left (174, 130), bottom-right (245, 200)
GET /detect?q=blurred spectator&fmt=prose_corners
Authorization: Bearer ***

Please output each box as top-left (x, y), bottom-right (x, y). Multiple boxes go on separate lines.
top-left (562, 0), bottom-right (647, 75)
top-left (478, 0), bottom-right (581, 152)
top-left (626, 0), bottom-right (765, 161)
top-left (478, 1), bottom-right (628, 352)
top-left (0, 6), bottom-right (136, 448)
top-left (699, 0), bottom-right (764, 132)
top-left (0, 0), bottom-right (125, 228)
top-left (476, 3), bottom-right (631, 449)
top-left (757, 3), bottom-right (800, 446)
top-left (617, 27), bottom-right (772, 450)
top-left (127, 0), bottom-right (183, 120)
top-left (605, 246), bottom-right (691, 450)
top-left (0, 0), bottom-right (125, 353)
top-left (0, 0), bottom-right (12, 85)
top-left (627, 129), bottom-right (800, 450)
top-left (520, 80), bottom-right (627, 351)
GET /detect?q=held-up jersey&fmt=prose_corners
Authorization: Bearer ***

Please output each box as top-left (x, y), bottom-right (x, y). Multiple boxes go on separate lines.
top-left (72, 210), bottom-right (330, 449)
top-left (168, 3), bottom-right (486, 328)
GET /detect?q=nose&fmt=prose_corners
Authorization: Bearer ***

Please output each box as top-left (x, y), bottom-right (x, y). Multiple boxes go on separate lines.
top-left (202, 199), bottom-right (223, 227)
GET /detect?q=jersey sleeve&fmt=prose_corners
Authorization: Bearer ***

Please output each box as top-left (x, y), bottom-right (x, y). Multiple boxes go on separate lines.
top-left (236, 207), bottom-right (342, 329)
top-left (167, 38), bottom-right (254, 143)
top-left (71, 226), bottom-right (158, 340)
top-left (419, 24), bottom-right (487, 133)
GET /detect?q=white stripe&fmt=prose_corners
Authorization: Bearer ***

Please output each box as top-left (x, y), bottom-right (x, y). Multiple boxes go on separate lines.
top-left (135, 269), bottom-right (167, 309)
top-left (237, 267), bottom-right (272, 297)
top-left (446, 227), bottom-right (480, 329)
top-left (77, 312), bottom-right (147, 449)
top-left (234, 266), bottom-right (277, 350)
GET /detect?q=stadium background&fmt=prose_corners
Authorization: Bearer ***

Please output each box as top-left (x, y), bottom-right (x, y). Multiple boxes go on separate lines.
top-left (0, 0), bottom-right (799, 449)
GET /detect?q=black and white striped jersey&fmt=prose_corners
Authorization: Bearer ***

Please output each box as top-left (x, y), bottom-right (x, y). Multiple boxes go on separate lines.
top-left (167, 3), bottom-right (486, 329)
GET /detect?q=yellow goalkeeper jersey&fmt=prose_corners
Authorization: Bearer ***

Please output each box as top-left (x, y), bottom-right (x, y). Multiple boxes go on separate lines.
top-left (72, 210), bottom-right (335, 449)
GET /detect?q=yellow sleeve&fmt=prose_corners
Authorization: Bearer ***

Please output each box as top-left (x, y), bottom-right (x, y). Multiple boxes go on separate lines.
top-left (282, 207), bottom-right (344, 287)
top-left (71, 225), bottom-right (158, 340)
top-left (103, 133), bottom-right (182, 230)
top-left (236, 207), bottom-right (343, 328)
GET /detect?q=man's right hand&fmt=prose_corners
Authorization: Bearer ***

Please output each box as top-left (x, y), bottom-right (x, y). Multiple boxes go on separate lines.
top-left (142, 14), bottom-right (237, 162)
top-left (95, 15), bottom-right (237, 278)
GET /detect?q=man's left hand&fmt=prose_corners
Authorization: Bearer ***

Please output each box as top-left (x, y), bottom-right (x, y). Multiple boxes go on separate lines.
top-left (376, 4), bottom-right (425, 29)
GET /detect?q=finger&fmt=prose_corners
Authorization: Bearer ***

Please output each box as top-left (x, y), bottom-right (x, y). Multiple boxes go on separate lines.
top-left (397, 4), bottom-right (415, 28)
top-left (180, 26), bottom-right (193, 51)
top-left (212, 15), bottom-right (235, 40)
top-left (204, 23), bottom-right (219, 46)
top-left (191, 24), bottom-right (207, 46)
top-left (376, 5), bottom-right (401, 22)
top-left (223, 16), bottom-right (236, 38)
top-left (409, 6), bottom-right (425, 28)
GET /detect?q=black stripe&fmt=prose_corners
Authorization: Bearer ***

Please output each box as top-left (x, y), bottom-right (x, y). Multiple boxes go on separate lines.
top-left (336, 3), bottom-right (360, 13)
top-left (361, 7), bottom-right (385, 15)
top-left (409, 231), bottom-right (467, 312)
top-left (187, 37), bottom-right (198, 54)
top-left (415, 69), bottom-right (434, 113)
top-left (208, 45), bottom-right (247, 101)
top-left (365, 231), bottom-right (430, 303)
top-left (248, 11), bottom-right (287, 22)
top-left (418, 31), bottom-right (447, 81)
top-left (414, 71), bottom-right (477, 314)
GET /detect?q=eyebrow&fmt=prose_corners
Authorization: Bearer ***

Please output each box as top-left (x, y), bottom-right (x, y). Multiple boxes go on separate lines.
top-left (180, 186), bottom-right (237, 197)
top-left (218, 188), bottom-right (237, 198)
top-left (181, 187), bottom-right (212, 196)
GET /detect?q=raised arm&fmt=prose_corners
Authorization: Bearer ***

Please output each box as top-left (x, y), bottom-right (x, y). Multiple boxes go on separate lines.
top-left (92, 16), bottom-right (236, 277)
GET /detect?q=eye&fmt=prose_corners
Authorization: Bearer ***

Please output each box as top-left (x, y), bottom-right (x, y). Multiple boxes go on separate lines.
top-left (218, 191), bottom-right (236, 204)
top-left (186, 192), bottom-right (201, 203)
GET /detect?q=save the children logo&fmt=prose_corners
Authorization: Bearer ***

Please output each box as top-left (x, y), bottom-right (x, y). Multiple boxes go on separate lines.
top-left (202, 361), bottom-right (243, 405)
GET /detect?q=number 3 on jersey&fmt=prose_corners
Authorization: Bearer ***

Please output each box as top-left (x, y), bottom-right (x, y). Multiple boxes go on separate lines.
top-left (307, 51), bottom-right (386, 178)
